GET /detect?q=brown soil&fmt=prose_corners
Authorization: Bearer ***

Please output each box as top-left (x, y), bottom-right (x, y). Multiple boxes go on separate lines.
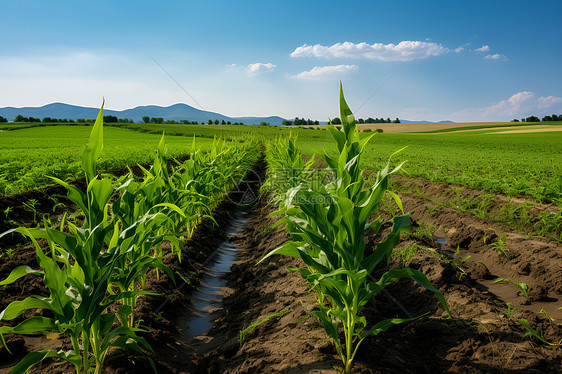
top-left (1, 168), bottom-right (561, 373)
top-left (389, 175), bottom-right (562, 241)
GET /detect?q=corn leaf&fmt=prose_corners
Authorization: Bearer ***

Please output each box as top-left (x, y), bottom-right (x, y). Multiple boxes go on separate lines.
top-left (82, 100), bottom-right (104, 181)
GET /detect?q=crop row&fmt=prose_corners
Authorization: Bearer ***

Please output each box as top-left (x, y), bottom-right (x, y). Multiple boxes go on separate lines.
top-left (260, 86), bottom-right (448, 373)
top-left (0, 103), bottom-right (259, 374)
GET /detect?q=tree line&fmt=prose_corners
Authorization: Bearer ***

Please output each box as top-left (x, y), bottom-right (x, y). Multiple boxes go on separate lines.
top-left (511, 114), bottom-right (562, 122)
top-left (3, 115), bottom-right (246, 125)
top-left (333, 117), bottom-right (400, 124)
top-left (282, 118), bottom-right (320, 126)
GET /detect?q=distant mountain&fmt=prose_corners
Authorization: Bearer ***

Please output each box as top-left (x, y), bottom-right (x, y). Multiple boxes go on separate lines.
top-left (0, 103), bottom-right (287, 125)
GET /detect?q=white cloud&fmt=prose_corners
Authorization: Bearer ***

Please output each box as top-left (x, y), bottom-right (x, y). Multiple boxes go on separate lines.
top-left (538, 96), bottom-right (562, 109)
top-left (450, 91), bottom-right (562, 121)
top-left (246, 62), bottom-right (276, 75)
top-left (484, 53), bottom-right (506, 60)
top-left (290, 41), bottom-right (449, 61)
top-left (474, 45), bottom-right (490, 52)
top-left (293, 65), bottom-right (358, 80)
top-left (454, 46), bottom-right (464, 53)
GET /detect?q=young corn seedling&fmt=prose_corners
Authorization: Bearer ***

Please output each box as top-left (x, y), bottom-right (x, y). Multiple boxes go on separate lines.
top-left (492, 277), bottom-right (528, 299)
top-left (518, 318), bottom-right (557, 345)
top-left (260, 84), bottom-right (449, 374)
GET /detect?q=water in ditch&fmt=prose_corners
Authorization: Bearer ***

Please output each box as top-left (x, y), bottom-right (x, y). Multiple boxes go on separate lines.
top-left (177, 206), bottom-right (252, 338)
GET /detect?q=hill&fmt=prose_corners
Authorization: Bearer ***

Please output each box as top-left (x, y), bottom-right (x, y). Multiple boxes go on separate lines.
top-left (0, 103), bottom-right (286, 125)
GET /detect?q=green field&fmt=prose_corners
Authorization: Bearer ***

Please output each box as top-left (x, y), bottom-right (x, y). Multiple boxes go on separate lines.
top-left (1, 123), bottom-right (561, 206)
top-left (299, 130), bottom-right (562, 205)
top-left (0, 126), bottom-right (218, 195)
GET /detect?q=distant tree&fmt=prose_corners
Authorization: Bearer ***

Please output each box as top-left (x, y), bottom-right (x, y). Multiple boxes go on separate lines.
top-left (511, 119), bottom-right (519, 122)
top-left (227, 121), bottom-right (231, 125)
top-left (552, 114), bottom-right (559, 121)
top-left (357, 118), bottom-right (364, 124)
top-left (14, 114), bottom-right (28, 122)
top-left (208, 119), bottom-right (213, 125)
top-left (393, 118), bottom-right (401, 123)
top-left (331, 117), bottom-right (341, 124)
top-left (282, 120), bottom-right (293, 126)
top-left (104, 115), bottom-right (118, 123)
top-left (366, 117), bottom-right (375, 123)
top-left (521, 118), bottom-right (526, 122)
top-left (42, 117), bottom-right (52, 123)
top-left (525, 115), bottom-right (540, 122)
top-left (214, 119), bottom-right (219, 125)
top-left (260, 122), bottom-right (270, 126)
top-left (542, 115), bottom-right (553, 122)
top-left (142, 116), bottom-right (150, 123)
top-left (28, 117), bottom-right (41, 123)
top-left (77, 118), bottom-right (86, 123)
top-left (0, 116), bottom-right (7, 123)
top-left (151, 117), bottom-right (164, 124)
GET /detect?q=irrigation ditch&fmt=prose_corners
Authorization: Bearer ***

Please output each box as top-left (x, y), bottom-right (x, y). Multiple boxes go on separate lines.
top-left (0, 158), bottom-right (561, 373)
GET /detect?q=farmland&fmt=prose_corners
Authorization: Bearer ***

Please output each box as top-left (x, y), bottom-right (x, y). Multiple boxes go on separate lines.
top-left (0, 125), bottom-right (221, 196)
top-left (0, 100), bottom-right (561, 373)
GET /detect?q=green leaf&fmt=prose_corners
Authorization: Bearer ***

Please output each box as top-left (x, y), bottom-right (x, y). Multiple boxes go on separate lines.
top-left (370, 268), bottom-right (450, 315)
top-left (0, 297), bottom-right (52, 321)
top-left (48, 177), bottom-right (89, 214)
top-left (0, 265), bottom-right (43, 286)
top-left (82, 99), bottom-right (105, 181)
top-left (386, 190), bottom-right (404, 215)
top-left (11, 349), bottom-right (82, 374)
top-left (257, 242), bottom-right (302, 265)
top-left (0, 316), bottom-right (58, 335)
top-left (359, 316), bottom-right (420, 340)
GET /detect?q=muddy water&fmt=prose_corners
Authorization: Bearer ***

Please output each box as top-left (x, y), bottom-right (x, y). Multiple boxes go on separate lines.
top-left (177, 206), bottom-right (252, 338)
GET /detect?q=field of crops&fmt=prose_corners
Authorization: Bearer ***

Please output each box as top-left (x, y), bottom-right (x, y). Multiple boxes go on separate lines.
top-left (0, 125), bottom-right (221, 196)
top-left (0, 94), bottom-right (561, 373)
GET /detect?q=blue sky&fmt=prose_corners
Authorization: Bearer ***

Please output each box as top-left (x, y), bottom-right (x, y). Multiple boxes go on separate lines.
top-left (1, 0), bottom-right (561, 122)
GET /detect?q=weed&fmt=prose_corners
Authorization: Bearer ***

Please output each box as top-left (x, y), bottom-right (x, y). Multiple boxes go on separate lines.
top-left (489, 235), bottom-right (511, 258)
top-left (240, 310), bottom-right (287, 346)
top-left (393, 244), bottom-right (420, 263)
top-left (21, 199), bottom-right (39, 221)
top-left (3, 206), bottom-right (12, 219)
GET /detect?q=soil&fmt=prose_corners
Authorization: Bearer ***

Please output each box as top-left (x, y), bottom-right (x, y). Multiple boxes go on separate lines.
top-left (0, 165), bottom-right (561, 373)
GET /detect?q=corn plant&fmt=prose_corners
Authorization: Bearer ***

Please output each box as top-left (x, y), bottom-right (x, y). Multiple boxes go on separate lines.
top-left (260, 85), bottom-right (449, 374)
top-left (0, 103), bottom-right (162, 374)
top-left (263, 135), bottom-right (316, 205)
